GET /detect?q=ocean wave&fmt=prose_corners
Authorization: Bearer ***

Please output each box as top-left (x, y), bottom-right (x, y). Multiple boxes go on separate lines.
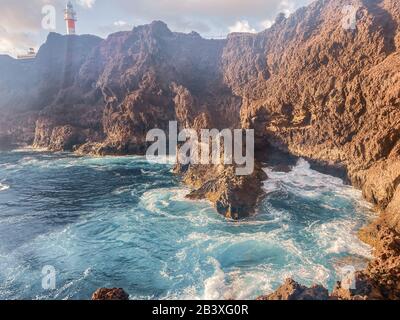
top-left (53, 268), bottom-right (93, 300)
top-left (111, 186), bottom-right (133, 195)
top-left (145, 155), bottom-right (176, 165)
top-left (313, 220), bottom-right (372, 258)
top-left (263, 159), bottom-right (373, 210)
top-left (202, 258), bottom-right (228, 300)
top-left (0, 162), bottom-right (21, 170)
top-left (18, 156), bottom-right (40, 166)
top-left (0, 152), bottom-right (374, 300)
top-left (164, 256), bottom-right (332, 300)
top-left (0, 182), bottom-right (9, 191)
top-left (140, 187), bottom-right (210, 217)
top-left (11, 146), bottom-right (48, 153)
top-left (263, 159), bottom-right (346, 194)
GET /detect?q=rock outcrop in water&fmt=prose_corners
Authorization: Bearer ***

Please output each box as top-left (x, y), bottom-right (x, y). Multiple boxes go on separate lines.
top-left (182, 162), bottom-right (267, 219)
top-left (91, 288), bottom-right (129, 300)
top-left (0, 0), bottom-right (399, 299)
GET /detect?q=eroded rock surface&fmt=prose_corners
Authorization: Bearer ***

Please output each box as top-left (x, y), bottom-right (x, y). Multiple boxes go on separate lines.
top-left (257, 279), bottom-right (329, 300)
top-left (91, 288), bottom-right (129, 301)
top-left (180, 163), bottom-right (267, 219)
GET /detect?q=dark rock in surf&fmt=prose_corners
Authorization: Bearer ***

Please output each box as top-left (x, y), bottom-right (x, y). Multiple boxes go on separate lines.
top-left (91, 288), bottom-right (129, 300)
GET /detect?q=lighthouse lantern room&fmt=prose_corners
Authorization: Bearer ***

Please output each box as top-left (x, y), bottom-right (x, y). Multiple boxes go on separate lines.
top-left (64, 1), bottom-right (77, 35)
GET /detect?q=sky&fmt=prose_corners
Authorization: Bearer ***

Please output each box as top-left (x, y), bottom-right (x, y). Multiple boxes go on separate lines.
top-left (0, 0), bottom-right (313, 57)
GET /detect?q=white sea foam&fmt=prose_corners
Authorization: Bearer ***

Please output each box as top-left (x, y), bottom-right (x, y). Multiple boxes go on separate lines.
top-left (313, 220), bottom-right (372, 257)
top-left (0, 182), bottom-right (9, 191)
top-left (145, 155), bottom-right (176, 165)
top-left (11, 146), bottom-right (48, 153)
top-left (140, 188), bottom-right (175, 215)
top-left (18, 156), bottom-right (39, 166)
top-left (0, 153), bottom-right (375, 300)
top-left (111, 186), bottom-right (132, 195)
top-left (259, 158), bottom-right (373, 278)
top-left (263, 159), bottom-right (372, 209)
top-left (139, 187), bottom-right (218, 225)
top-left (264, 159), bottom-right (345, 195)
top-left (170, 257), bottom-right (332, 300)
top-left (184, 229), bottom-right (289, 253)
top-left (52, 267), bottom-right (93, 300)
top-left (202, 258), bottom-right (228, 300)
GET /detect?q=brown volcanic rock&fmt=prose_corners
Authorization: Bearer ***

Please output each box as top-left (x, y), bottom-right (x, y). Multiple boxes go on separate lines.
top-left (333, 226), bottom-right (400, 300)
top-left (182, 163), bottom-right (267, 219)
top-left (257, 279), bottom-right (329, 301)
top-left (236, 0), bottom-right (400, 219)
top-left (91, 288), bottom-right (129, 301)
top-left (80, 21), bottom-right (241, 155)
top-left (363, 226), bottom-right (400, 299)
top-left (48, 125), bottom-right (85, 151)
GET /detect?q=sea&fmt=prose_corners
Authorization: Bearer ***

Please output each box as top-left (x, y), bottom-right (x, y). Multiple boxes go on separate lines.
top-left (0, 149), bottom-right (373, 300)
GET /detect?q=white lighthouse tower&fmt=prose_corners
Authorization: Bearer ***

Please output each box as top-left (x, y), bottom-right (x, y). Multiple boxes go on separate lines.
top-left (64, 1), bottom-right (77, 35)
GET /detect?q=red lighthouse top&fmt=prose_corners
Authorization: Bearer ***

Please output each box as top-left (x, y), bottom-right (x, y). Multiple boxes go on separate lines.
top-left (64, 1), bottom-right (77, 35)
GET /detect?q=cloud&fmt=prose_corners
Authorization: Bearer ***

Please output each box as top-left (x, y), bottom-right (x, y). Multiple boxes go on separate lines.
top-left (260, 19), bottom-right (274, 29)
top-left (97, 20), bottom-right (134, 37)
top-left (229, 21), bottom-right (257, 33)
top-left (0, 0), bottom-right (313, 56)
top-left (0, 27), bottom-right (38, 56)
top-left (76, 0), bottom-right (96, 9)
top-left (279, 0), bottom-right (297, 17)
top-left (114, 20), bottom-right (128, 27)
top-left (0, 0), bottom-right (66, 56)
top-left (113, 0), bottom-right (312, 36)
top-left (115, 0), bottom-right (309, 23)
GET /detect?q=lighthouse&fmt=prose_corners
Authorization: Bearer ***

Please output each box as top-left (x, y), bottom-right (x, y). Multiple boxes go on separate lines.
top-left (64, 1), bottom-right (77, 35)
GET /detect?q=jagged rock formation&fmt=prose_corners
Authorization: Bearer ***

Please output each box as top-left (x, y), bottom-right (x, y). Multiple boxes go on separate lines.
top-left (91, 288), bottom-right (129, 300)
top-left (234, 0), bottom-right (400, 229)
top-left (182, 162), bottom-right (267, 219)
top-left (257, 278), bottom-right (330, 300)
top-left (0, 0), bottom-right (399, 299)
top-left (69, 22), bottom-right (241, 156)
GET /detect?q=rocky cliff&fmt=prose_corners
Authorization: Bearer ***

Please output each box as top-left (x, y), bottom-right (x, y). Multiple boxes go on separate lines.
top-left (236, 0), bottom-right (400, 233)
top-left (0, 0), bottom-right (399, 299)
top-left (0, 33), bottom-right (102, 148)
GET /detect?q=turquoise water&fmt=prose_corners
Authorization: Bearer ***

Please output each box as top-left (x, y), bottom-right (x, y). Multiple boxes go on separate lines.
top-left (0, 150), bottom-right (373, 300)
